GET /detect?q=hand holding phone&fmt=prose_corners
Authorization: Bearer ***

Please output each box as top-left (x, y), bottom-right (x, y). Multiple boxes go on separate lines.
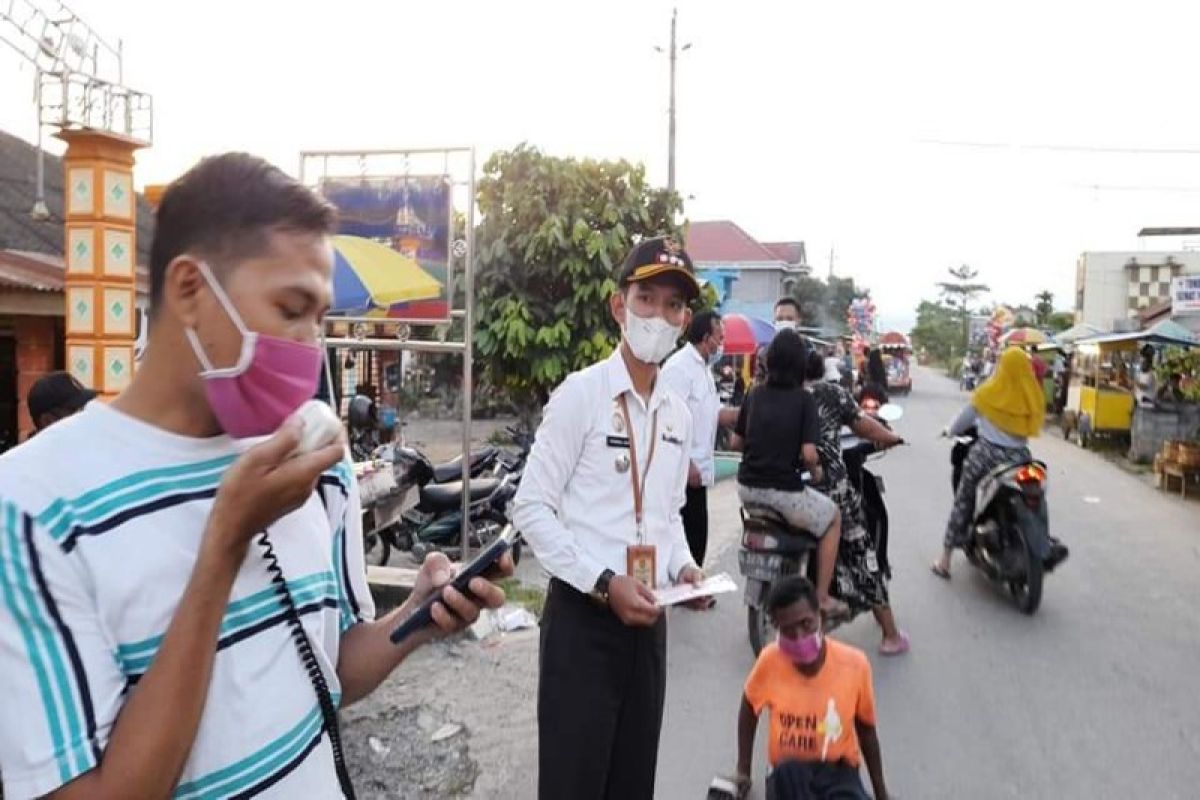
top-left (389, 527), bottom-right (518, 644)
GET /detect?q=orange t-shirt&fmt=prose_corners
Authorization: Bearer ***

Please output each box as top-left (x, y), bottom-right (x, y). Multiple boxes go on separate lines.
top-left (744, 639), bottom-right (876, 768)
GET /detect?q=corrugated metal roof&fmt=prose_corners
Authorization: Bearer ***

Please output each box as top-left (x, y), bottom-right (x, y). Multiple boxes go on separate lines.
top-left (0, 128), bottom-right (153, 260)
top-left (0, 248), bottom-right (149, 293)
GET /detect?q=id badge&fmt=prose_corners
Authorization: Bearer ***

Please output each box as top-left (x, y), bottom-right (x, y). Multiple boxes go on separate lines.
top-left (626, 544), bottom-right (657, 589)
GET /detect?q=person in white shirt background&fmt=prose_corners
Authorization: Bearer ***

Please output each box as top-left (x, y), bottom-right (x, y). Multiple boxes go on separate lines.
top-left (661, 310), bottom-right (740, 574)
top-left (513, 235), bottom-right (708, 800)
top-left (0, 153), bottom-right (508, 800)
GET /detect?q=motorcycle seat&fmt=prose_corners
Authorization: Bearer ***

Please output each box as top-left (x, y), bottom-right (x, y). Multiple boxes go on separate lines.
top-left (418, 478), bottom-right (501, 511)
top-left (741, 504), bottom-right (817, 541)
top-left (431, 446), bottom-right (499, 483)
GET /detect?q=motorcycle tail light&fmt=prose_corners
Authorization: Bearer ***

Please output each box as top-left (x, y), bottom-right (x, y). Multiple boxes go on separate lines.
top-left (1015, 464), bottom-right (1046, 485)
top-left (743, 532), bottom-right (780, 551)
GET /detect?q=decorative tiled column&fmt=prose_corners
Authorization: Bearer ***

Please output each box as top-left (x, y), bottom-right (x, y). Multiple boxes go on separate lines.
top-left (59, 131), bottom-right (144, 397)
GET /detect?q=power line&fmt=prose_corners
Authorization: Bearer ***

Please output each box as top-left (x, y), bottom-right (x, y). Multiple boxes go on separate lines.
top-left (917, 138), bottom-right (1200, 156)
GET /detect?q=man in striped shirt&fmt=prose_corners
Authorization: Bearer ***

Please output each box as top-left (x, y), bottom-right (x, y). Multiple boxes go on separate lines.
top-left (0, 153), bottom-right (507, 799)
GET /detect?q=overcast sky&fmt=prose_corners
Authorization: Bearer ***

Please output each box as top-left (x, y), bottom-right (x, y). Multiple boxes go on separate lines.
top-left (5, 0), bottom-right (1200, 331)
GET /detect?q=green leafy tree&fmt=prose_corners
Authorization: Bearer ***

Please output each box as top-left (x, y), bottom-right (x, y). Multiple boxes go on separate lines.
top-left (1034, 290), bottom-right (1055, 326)
top-left (1048, 311), bottom-right (1074, 332)
top-left (785, 274), bottom-right (867, 332)
top-left (473, 144), bottom-right (684, 415)
top-left (937, 265), bottom-right (989, 354)
top-left (910, 299), bottom-right (962, 365)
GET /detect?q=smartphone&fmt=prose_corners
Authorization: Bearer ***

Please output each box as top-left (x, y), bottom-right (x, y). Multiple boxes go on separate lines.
top-left (388, 525), bottom-right (519, 644)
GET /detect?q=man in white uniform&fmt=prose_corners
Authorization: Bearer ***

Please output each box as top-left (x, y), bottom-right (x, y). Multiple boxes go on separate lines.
top-left (0, 153), bottom-right (507, 800)
top-left (661, 310), bottom-right (739, 568)
top-left (514, 235), bottom-right (706, 800)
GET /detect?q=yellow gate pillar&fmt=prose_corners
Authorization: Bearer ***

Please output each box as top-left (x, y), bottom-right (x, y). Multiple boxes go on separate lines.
top-left (58, 131), bottom-right (144, 397)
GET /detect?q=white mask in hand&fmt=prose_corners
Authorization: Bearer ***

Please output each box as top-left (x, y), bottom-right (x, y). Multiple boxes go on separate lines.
top-left (624, 308), bottom-right (682, 364)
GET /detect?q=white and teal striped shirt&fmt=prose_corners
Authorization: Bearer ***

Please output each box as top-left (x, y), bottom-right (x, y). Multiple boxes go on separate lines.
top-left (0, 402), bottom-right (373, 799)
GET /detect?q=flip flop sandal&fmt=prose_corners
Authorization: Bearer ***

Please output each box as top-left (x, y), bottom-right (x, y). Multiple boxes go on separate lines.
top-left (879, 630), bottom-right (911, 656)
top-left (930, 563), bottom-right (951, 580)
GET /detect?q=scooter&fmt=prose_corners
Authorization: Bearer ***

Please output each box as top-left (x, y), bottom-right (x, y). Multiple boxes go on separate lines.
top-left (738, 404), bottom-right (903, 655)
top-left (949, 430), bottom-right (1067, 614)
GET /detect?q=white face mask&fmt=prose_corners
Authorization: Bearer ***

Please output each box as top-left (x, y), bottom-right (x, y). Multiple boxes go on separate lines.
top-left (624, 307), bottom-right (681, 364)
top-left (774, 319), bottom-right (797, 333)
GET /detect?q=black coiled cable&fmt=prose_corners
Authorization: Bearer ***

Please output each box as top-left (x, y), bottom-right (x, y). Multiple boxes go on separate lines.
top-left (256, 530), bottom-right (357, 800)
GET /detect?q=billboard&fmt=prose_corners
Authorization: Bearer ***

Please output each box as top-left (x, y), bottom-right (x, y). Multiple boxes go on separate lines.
top-left (319, 175), bottom-right (452, 322)
top-left (1171, 275), bottom-right (1200, 316)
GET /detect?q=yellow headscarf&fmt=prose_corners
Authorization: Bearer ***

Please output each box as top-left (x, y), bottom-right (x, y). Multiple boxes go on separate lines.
top-left (972, 348), bottom-right (1045, 438)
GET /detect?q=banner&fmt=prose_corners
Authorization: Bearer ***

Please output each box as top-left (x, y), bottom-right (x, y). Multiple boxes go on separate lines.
top-left (1171, 275), bottom-right (1200, 316)
top-left (319, 175), bottom-right (452, 322)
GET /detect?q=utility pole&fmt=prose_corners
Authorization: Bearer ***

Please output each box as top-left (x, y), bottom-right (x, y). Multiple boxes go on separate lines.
top-left (657, 8), bottom-right (690, 193)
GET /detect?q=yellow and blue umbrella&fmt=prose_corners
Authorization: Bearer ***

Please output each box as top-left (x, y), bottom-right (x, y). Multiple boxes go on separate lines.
top-left (330, 235), bottom-right (442, 314)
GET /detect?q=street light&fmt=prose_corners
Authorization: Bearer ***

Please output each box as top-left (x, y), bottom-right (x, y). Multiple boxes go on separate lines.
top-left (655, 8), bottom-right (691, 193)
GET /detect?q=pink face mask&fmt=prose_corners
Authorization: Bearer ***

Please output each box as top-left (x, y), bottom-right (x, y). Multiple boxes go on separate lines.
top-left (185, 262), bottom-right (323, 438)
top-left (778, 629), bottom-right (824, 665)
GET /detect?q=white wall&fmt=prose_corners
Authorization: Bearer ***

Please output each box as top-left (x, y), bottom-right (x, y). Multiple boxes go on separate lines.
top-left (1076, 251), bottom-right (1200, 331)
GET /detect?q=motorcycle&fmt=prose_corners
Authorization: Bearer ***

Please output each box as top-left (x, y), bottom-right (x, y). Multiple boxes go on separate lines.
top-left (738, 404), bottom-right (903, 655)
top-left (960, 369), bottom-right (978, 392)
top-left (948, 429), bottom-right (1065, 614)
top-left (362, 424), bottom-right (535, 567)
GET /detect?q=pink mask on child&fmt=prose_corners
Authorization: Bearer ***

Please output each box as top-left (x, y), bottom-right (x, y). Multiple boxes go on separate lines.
top-left (778, 629), bottom-right (823, 665)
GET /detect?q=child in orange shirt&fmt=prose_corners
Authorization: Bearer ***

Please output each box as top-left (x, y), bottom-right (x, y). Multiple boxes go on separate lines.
top-left (732, 576), bottom-right (890, 800)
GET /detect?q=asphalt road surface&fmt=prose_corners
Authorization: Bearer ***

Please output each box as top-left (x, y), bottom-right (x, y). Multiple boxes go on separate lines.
top-left (656, 366), bottom-right (1200, 800)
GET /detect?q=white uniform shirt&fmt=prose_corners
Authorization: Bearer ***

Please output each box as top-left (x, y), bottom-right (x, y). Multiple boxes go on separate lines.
top-left (661, 343), bottom-right (720, 488)
top-left (0, 403), bottom-right (373, 799)
top-left (513, 349), bottom-right (696, 594)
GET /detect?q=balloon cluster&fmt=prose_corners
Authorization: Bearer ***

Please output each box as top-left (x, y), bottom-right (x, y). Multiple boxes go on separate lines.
top-left (846, 297), bottom-right (876, 339)
top-left (986, 305), bottom-right (1014, 348)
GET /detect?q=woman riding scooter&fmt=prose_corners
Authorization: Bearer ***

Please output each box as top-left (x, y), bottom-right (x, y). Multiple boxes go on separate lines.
top-left (805, 351), bottom-right (910, 656)
top-left (932, 348), bottom-right (1068, 578)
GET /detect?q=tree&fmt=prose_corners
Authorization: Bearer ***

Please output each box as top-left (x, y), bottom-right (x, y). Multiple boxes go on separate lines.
top-left (1034, 290), bottom-right (1055, 326)
top-left (910, 299), bottom-right (962, 365)
top-left (789, 275), bottom-right (828, 328)
top-left (785, 274), bottom-right (867, 332)
top-left (1048, 311), bottom-right (1074, 332)
top-left (473, 144), bottom-right (684, 416)
top-left (937, 265), bottom-right (989, 354)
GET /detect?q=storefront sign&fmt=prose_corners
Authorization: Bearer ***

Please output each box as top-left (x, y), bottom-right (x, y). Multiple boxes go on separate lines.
top-left (1172, 275), bottom-right (1200, 316)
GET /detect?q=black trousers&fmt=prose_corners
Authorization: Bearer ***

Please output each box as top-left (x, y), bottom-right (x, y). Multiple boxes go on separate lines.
top-left (681, 485), bottom-right (709, 566)
top-left (766, 760), bottom-right (868, 800)
top-left (538, 578), bottom-right (667, 800)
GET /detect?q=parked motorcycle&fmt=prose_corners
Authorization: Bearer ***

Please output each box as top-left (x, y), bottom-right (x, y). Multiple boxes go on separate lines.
top-left (738, 404), bottom-right (903, 655)
top-left (362, 423), bottom-right (534, 567)
top-left (948, 430), bottom-right (1065, 614)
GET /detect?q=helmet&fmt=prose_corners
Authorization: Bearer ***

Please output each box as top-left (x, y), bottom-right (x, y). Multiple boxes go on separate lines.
top-left (347, 394), bottom-right (377, 430)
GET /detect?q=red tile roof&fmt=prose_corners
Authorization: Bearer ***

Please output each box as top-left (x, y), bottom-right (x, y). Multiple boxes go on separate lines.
top-left (684, 220), bottom-right (781, 264)
top-left (761, 241), bottom-right (805, 266)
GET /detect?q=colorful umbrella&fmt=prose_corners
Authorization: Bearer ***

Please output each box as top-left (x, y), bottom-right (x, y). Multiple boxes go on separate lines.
top-left (722, 314), bottom-right (776, 356)
top-left (330, 235), bottom-right (442, 314)
top-left (1000, 327), bottom-right (1047, 346)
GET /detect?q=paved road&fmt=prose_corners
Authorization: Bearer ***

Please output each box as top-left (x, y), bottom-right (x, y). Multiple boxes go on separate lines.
top-left (656, 365), bottom-right (1200, 799)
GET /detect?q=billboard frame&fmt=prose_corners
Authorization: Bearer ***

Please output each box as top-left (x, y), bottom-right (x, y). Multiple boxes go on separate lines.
top-left (301, 146), bottom-right (478, 558)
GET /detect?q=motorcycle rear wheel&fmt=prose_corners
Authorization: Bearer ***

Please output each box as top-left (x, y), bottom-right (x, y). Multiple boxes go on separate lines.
top-left (1008, 530), bottom-right (1044, 615)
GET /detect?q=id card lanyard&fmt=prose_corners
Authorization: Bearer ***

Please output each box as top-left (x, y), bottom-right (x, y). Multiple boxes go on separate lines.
top-left (619, 394), bottom-right (658, 587)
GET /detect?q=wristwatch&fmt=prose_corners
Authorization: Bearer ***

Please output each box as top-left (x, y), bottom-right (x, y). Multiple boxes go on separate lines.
top-left (591, 569), bottom-right (616, 606)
